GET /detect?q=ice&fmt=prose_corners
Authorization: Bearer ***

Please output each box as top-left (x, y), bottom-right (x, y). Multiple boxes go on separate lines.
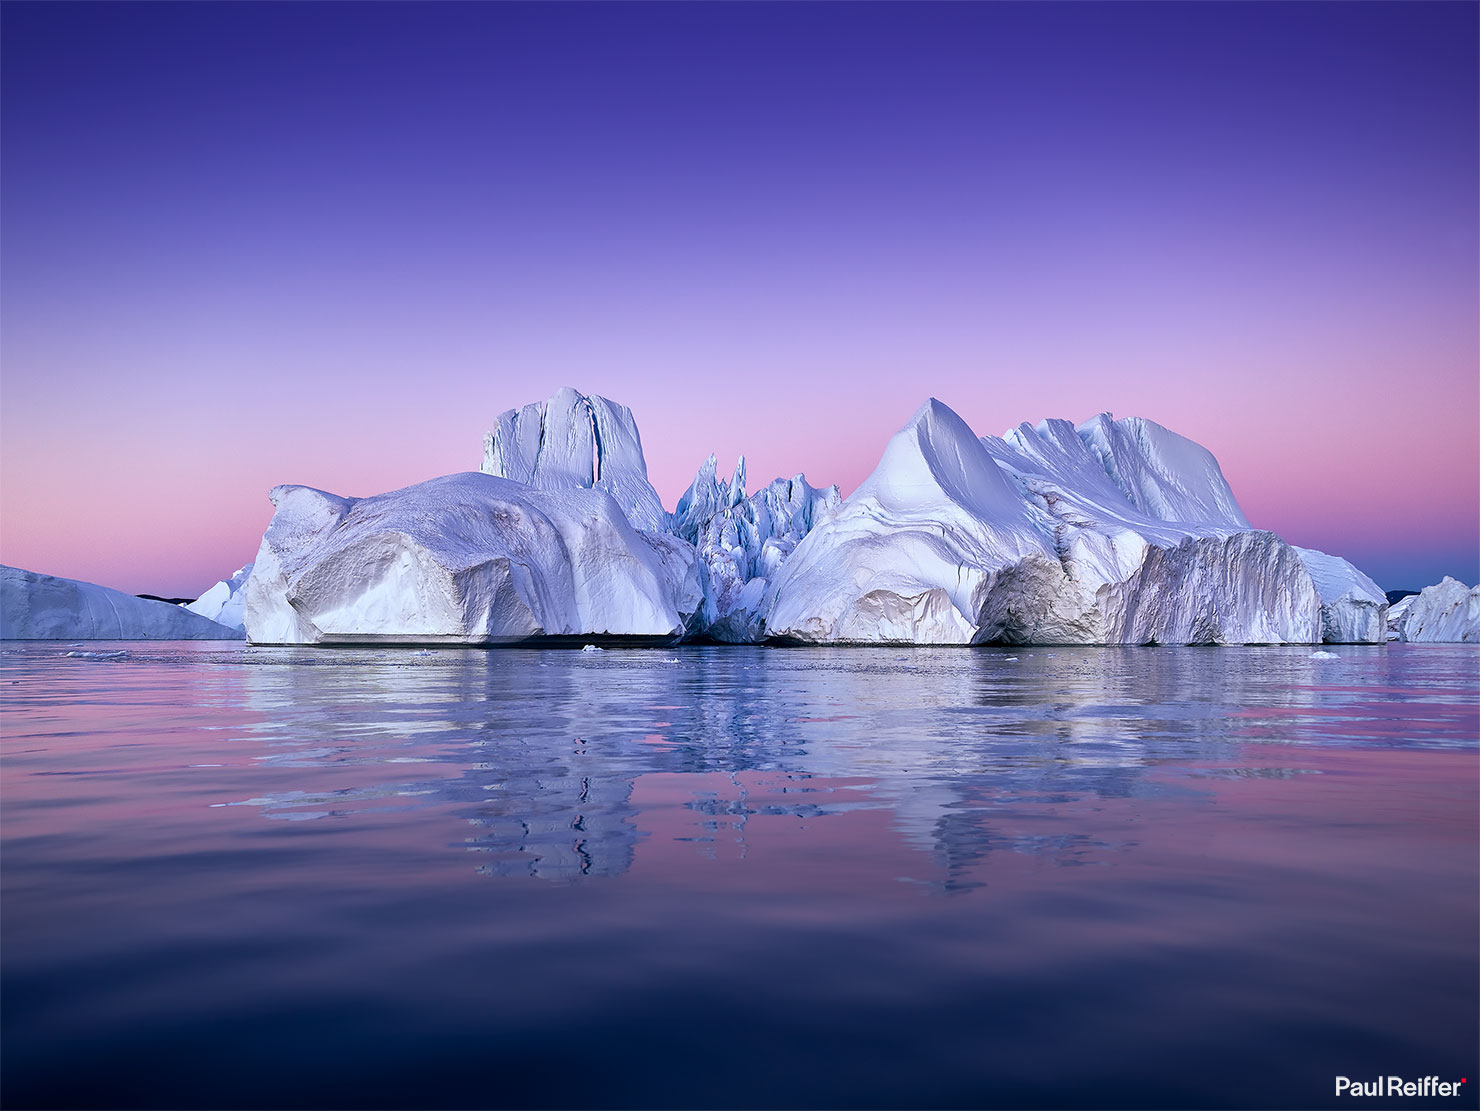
top-left (1391, 578), bottom-right (1480, 643)
top-left (1076, 414), bottom-right (1251, 528)
top-left (1292, 548), bottom-right (1388, 644)
top-left (767, 400), bottom-right (1341, 645)
top-left (675, 456), bottom-right (840, 642)
top-left (233, 388), bottom-right (1393, 648)
top-left (242, 473), bottom-right (701, 645)
top-left (1, 565), bottom-right (243, 640)
top-left (482, 388), bottom-right (669, 532)
top-left (184, 563), bottom-right (254, 631)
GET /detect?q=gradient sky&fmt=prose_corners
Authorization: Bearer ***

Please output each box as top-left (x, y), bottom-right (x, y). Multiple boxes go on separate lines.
top-left (2, 2), bottom-right (1476, 597)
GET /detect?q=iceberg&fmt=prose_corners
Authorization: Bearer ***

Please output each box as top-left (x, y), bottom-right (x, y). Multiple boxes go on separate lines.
top-left (1386, 594), bottom-right (1416, 640)
top-left (1, 565), bottom-right (244, 640)
top-left (184, 563), bottom-right (254, 632)
top-left (482, 387), bottom-right (669, 533)
top-left (235, 386), bottom-right (1393, 648)
top-left (242, 473), bottom-right (700, 645)
top-left (767, 401), bottom-right (1343, 645)
top-left (1391, 577), bottom-right (1480, 643)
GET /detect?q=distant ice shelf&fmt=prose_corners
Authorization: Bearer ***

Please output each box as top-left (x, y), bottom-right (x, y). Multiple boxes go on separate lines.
top-left (1, 565), bottom-right (243, 640)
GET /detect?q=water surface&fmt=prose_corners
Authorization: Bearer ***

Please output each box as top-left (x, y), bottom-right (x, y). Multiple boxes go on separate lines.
top-left (3, 644), bottom-right (1476, 1108)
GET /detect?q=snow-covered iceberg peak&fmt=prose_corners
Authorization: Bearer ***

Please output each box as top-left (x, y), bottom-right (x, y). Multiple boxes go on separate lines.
top-left (482, 388), bottom-right (669, 532)
top-left (768, 400), bottom-right (1054, 645)
top-left (768, 398), bottom-right (1331, 645)
top-left (859, 398), bottom-right (1031, 524)
top-left (1077, 414), bottom-right (1250, 529)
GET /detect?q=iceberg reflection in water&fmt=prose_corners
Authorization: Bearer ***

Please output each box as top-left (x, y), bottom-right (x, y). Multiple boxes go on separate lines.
top-left (2, 643), bottom-right (1475, 1109)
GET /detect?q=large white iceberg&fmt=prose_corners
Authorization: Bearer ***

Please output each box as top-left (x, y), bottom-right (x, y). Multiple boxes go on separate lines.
top-left (1, 565), bottom-right (244, 640)
top-left (243, 473), bottom-right (700, 645)
top-left (1391, 577), bottom-right (1480, 643)
top-left (482, 387), bottom-right (669, 533)
top-left (766, 401), bottom-right (1372, 645)
top-left (237, 387), bottom-right (1392, 647)
top-left (184, 563), bottom-right (254, 632)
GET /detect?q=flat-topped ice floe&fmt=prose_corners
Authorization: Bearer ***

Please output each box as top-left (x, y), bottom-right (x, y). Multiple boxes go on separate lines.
top-left (0, 565), bottom-right (244, 640)
top-left (1391, 577), bottom-right (1480, 643)
top-left (243, 472), bottom-right (700, 645)
top-left (766, 401), bottom-right (1367, 645)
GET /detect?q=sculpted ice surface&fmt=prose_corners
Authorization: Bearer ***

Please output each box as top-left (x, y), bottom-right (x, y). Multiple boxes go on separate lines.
top-left (1391, 577), bottom-right (1480, 643)
top-left (767, 401), bottom-right (1341, 645)
top-left (675, 454), bottom-right (841, 642)
top-left (482, 387), bottom-right (669, 533)
top-left (243, 473), bottom-right (700, 645)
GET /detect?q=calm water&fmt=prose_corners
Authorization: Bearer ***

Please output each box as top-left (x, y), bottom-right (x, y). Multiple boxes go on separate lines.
top-left (2, 643), bottom-right (1476, 1110)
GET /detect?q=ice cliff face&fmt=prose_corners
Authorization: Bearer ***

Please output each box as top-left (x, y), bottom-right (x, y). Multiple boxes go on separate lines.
top-left (185, 563), bottom-right (254, 632)
top-left (1390, 577), bottom-right (1480, 643)
top-left (1, 565), bottom-right (244, 640)
top-left (766, 401), bottom-right (1372, 645)
top-left (482, 388), bottom-right (669, 533)
top-left (243, 473), bottom-right (700, 645)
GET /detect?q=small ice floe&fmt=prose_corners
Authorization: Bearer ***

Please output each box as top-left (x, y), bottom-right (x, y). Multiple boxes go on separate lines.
top-left (1003, 656), bottom-right (1019, 662)
top-left (1309, 650), bottom-right (1340, 659)
top-left (64, 649), bottom-right (130, 661)
top-left (411, 649), bottom-right (437, 657)
top-left (580, 644), bottom-right (603, 653)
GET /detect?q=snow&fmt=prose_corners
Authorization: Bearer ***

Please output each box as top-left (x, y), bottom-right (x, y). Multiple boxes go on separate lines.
top-left (1391, 577), bottom-right (1480, 643)
top-left (242, 473), bottom-right (701, 645)
top-left (185, 563), bottom-right (254, 631)
top-left (1, 565), bottom-right (244, 640)
top-left (482, 388), bottom-right (669, 533)
top-left (767, 401), bottom-right (1342, 645)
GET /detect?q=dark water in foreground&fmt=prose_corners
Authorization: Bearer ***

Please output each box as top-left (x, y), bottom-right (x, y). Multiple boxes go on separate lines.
top-left (2, 643), bottom-right (1476, 1110)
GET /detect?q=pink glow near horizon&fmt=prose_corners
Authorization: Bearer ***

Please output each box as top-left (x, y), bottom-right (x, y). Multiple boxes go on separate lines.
top-left (2, 3), bottom-right (1475, 597)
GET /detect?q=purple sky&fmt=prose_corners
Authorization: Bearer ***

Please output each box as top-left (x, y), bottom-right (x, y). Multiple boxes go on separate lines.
top-left (2, 2), bottom-right (1476, 597)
